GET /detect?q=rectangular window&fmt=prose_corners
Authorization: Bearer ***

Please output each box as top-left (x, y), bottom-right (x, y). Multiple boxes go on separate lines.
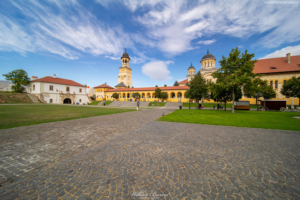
top-left (79, 88), bottom-right (82, 93)
top-left (270, 81), bottom-right (273, 88)
top-left (49, 85), bottom-right (53, 91)
top-left (50, 99), bottom-right (53, 103)
top-left (66, 86), bottom-right (70, 92)
top-left (33, 85), bottom-right (35, 91)
top-left (275, 81), bottom-right (278, 89)
top-left (79, 99), bottom-right (82, 102)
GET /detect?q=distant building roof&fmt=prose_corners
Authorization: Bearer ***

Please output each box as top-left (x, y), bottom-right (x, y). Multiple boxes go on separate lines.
top-left (107, 86), bottom-right (189, 92)
top-left (31, 76), bottom-right (85, 87)
top-left (179, 79), bottom-right (188, 84)
top-left (115, 82), bottom-right (127, 87)
top-left (253, 55), bottom-right (300, 74)
top-left (94, 83), bottom-right (114, 89)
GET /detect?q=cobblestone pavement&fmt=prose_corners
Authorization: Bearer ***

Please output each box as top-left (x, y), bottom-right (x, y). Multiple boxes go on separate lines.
top-left (0, 109), bottom-right (300, 199)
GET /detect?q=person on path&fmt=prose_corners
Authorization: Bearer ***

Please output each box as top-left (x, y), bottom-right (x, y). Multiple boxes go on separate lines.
top-left (137, 101), bottom-right (140, 110)
top-left (119, 102), bottom-right (121, 107)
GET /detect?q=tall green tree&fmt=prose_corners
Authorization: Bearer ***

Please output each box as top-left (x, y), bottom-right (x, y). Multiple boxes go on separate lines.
top-left (211, 83), bottom-right (242, 111)
top-left (212, 47), bottom-right (257, 113)
top-left (164, 84), bottom-right (167, 87)
top-left (161, 92), bottom-right (168, 100)
top-left (281, 76), bottom-right (300, 106)
top-left (132, 92), bottom-right (140, 99)
top-left (2, 69), bottom-right (30, 93)
top-left (155, 87), bottom-right (162, 99)
top-left (185, 72), bottom-right (209, 109)
top-left (112, 93), bottom-right (119, 99)
top-left (173, 81), bottom-right (179, 86)
top-left (244, 77), bottom-right (276, 105)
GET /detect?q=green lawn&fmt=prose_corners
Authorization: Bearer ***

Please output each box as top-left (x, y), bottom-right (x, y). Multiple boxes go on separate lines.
top-left (158, 109), bottom-right (300, 131)
top-left (102, 101), bottom-right (113, 106)
top-left (150, 102), bottom-right (166, 106)
top-left (88, 101), bottom-right (101, 105)
top-left (183, 102), bottom-right (258, 109)
top-left (0, 105), bottom-right (135, 129)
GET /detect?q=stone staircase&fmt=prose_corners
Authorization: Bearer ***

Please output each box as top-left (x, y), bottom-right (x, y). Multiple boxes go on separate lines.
top-left (108, 101), bottom-right (136, 107)
top-left (27, 94), bottom-right (40, 103)
top-left (164, 102), bottom-right (182, 108)
top-left (106, 101), bottom-right (152, 107)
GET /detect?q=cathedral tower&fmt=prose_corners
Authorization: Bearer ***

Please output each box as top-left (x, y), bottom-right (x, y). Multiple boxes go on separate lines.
top-left (117, 48), bottom-right (132, 88)
top-left (187, 63), bottom-right (195, 82)
top-left (199, 49), bottom-right (218, 83)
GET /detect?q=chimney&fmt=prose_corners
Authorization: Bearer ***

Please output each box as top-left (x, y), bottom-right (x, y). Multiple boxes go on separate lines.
top-left (31, 76), bottom-right (38, 81)
top-left (105, 82), bottom-right (106, 85)
top-left (286, 53), bottom-right (291, 63)
top-left (53, 74), bottom-right (56, 78)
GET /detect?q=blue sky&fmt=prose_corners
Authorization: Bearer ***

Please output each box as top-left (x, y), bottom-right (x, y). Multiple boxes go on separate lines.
top-left (1, 0), bottom-right (300, 88)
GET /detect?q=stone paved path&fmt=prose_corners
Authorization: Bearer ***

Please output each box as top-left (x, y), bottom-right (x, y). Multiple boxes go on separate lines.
top-left (0, 109), bottom-right (300, 199)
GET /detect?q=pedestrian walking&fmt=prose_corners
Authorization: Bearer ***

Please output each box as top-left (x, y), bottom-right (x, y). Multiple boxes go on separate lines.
top-left (137, 101), bottom-right (140, 110)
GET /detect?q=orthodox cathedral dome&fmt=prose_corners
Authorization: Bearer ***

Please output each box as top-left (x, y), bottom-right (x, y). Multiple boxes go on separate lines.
top-left (201, 50), bottom-right (216, 61)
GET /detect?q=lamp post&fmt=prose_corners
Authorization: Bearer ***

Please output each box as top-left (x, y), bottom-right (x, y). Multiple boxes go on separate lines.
top-left (255, 93), bottom-right (263, 111)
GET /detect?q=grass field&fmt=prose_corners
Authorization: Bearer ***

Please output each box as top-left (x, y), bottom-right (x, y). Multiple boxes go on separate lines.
top-left (88, 101), bottom-right (101, 105)
top-left (158, 109), bottom-right (300, 131)
top-left (150, 102), bottom-right (166, 106)
top-left (183, 102), bottom-right (258, 109)
top-left (0, 105), bottom-right (135, 129)
top-left (0, 92), bottom-right (33, 104)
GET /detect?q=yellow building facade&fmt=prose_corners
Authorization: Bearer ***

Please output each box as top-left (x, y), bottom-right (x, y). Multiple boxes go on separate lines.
top-left (95, 50), bottom-right (300, 105)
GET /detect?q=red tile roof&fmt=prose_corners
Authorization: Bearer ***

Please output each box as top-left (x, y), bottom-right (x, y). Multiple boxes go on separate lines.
top-left (94, 84), bottom-right (114, 89)
top-left (179, 79), bottom-right (188, 84)
top-left (32, 76), bottom-right (38, 78)
top-left (253, 55), bottom-right (300, 74)
top-left (31, 76), bottom-right (85, 87)
top-left (106, 86), bottom-right (189, 92)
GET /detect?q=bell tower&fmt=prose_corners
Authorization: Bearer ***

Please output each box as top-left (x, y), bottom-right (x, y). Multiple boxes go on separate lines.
top-left (118, 48), bottom-right (132, 88)
top-left (187, 63), bottom-right (195, 81)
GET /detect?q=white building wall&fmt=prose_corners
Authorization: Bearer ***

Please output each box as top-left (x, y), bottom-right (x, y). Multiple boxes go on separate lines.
top-left (27, 81), bottom-right (90, 104)
top-left (75, 94), bottom-right (89, 104)
top-left (28, 82), bottom-right (41, 94)
top-left (43, 94), bottom-right (60, 104)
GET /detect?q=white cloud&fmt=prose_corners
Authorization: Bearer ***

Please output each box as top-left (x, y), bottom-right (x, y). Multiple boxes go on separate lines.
top-left (109, 0), bottom-right (300, 55)
top-left (197, 39), bottom-right (216, 45)
top-left (142, 61), bottom-right (172, 81)
top-left (261, 45), bottom-right (300, 59)
top-left (0, 0), bottom-right (132, 59)
top-left (105, 56), bottom-right (119, 60)
top-left (164, 60), bottom-right (174, 65)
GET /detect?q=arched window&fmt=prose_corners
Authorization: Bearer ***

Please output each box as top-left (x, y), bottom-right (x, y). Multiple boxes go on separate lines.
top-left (283, 80), bottom-right (287, 85)
top-left (270, 81), bottom-right (273, 88)
top-left (275, 81), bottom-right (278, 89)
top-left (125, 60), bottom-right (127, 63)
top-left (33, 85), bottom-right (35, 91)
